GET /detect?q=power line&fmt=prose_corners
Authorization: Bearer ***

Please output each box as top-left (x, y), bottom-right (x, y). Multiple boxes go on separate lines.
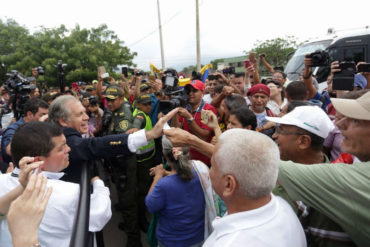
top-left (128, 0), bottom-right (206, 48)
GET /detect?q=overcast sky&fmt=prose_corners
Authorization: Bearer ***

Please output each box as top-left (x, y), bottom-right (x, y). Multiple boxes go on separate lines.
top-left (1, 0), bottom-right (369, 70)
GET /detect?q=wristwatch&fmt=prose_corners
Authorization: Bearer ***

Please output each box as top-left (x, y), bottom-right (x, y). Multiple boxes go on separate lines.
top-left (187, 117), bottom-right (194, 124)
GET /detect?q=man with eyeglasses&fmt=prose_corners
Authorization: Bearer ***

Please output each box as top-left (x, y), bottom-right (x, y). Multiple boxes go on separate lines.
top-left (276, 90), bottom-right (370, 246)
top-left (267, 106), bottom-right (356, 246)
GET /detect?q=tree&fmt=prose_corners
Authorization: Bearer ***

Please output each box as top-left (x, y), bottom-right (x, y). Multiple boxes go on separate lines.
top-left (246, 36), bottom-right (302, 74)
top-left (0, 19), bottom-right (137, 86)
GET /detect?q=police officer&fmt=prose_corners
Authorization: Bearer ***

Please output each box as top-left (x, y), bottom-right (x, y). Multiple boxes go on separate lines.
top-left (132, 94), bottom-right (156, 233)
top-left (105, 85), bottom-right (143, 247)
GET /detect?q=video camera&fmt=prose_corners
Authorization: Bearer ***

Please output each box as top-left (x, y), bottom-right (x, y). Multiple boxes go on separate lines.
top-left (162, 68), bottom-right (179, 93)
top-left (88, 95), bottom-right (99, 106)
top-left (3, 70), bottom-right (33, 119)
top-left (158, 89), bottom-right (189, 114)
top-left (307, 50), bottom-right (330, 67)
top-left (37, 66), bottom-right (45, 76)
top-left (333, 61), bottom-right (356, 91)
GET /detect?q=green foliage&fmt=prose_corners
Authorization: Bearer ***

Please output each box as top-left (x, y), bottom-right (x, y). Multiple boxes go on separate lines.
top-left (246, 36), bottom-right (302, 74)
top-left (0, 19), bottom-right (136, 86)
top-left (180, 65), bottom-right (198, 77)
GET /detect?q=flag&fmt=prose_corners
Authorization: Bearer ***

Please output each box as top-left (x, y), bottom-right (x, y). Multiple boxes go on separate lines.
top-left (149, 63), bottom-right (161, 78)
top-left (178, 78), bottom-right (191, 87)
top-left (200, 64), bottom-right (213, 82)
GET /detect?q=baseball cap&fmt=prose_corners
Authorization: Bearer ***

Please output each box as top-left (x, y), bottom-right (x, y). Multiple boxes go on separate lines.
top-left (185, 80), bottom-right (205, 93)
top-left (266, 105), bottom-right (334, 139)
top-left (140, 83), bottom-right (151, 92)
top-left (331, 91), bottom-right (370, 120)
top-left (247, 84), bottom-right (270, 97)
top-left (105, 85), bottom-right (123, 99)
top-left (136, 94), bottom-right (152, 104)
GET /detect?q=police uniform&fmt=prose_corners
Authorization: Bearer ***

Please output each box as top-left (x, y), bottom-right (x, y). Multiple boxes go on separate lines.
top-left (133, 94), bottom-right (156, 229)
top-left (105, 85), bottom-right (142, 247)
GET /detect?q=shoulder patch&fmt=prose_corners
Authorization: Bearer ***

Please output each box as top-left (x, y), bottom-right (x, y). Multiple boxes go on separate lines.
top-left (136, 115), bottom-right (145, 120)
top-left (119, 120), bottom-right (129, 130)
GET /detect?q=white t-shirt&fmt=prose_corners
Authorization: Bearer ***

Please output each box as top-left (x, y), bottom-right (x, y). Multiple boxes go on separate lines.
top-left (203, 194), bottom-right (306, 247)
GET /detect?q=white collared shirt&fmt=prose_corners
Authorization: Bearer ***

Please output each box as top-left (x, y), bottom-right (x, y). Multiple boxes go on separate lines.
top-left (0, 170), bottom-right (111, 247)
top-left (203, 194), bottom-right (306, 247)
top-left (127, 129), bottom-right (149, 152)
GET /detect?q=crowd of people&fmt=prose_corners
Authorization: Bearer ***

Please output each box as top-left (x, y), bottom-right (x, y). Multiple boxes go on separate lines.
top-left (0, 51), bottom-right (369, 247)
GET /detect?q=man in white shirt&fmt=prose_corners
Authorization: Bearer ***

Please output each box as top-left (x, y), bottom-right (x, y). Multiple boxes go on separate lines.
top-left (204, 129), bottom-right (306, 247)
top-left (0, 122), bottom-right (111, 247)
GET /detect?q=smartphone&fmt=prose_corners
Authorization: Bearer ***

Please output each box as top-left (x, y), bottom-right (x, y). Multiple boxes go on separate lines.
top-left (201, 110), bottom-right (209, 124)
top-left (149, 75), bottom-right (156, 81)
top-left (122, 67), bottom-right (128, 77)
top-left (101, 73), bottom-right (109, 79)
top-left (249, 52), bottom-right (256, 60)
top-left (358, 63), bottom-right (370, 72)
top-left (244, 60), bottom-right (252, 68)
top-left (71, 82), bottom-right (79, 91)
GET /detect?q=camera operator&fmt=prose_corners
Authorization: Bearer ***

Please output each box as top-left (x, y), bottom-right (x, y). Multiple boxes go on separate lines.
top-left (1, 98), bottom-right (49, 164)
top-left (303, 54), bottom-right (333, 111)
top-left (171, 80), bottom-right (217, 166)
top-left (354, 62), bottom-right (370, 90)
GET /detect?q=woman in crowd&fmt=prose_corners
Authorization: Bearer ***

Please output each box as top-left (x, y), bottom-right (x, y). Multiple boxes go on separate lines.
top-left (145, 136), bottom-right (215, 247)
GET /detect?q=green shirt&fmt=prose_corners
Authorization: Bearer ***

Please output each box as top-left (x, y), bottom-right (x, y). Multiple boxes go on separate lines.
top-left (109, 103), bottom-right (139, 134)
top-left (278, 160), bottom-right (370, 246)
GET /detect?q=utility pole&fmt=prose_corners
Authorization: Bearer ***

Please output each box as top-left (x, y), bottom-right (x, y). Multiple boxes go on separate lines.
top-left (195, 0), bottom-right (201, 71)
top-left (157, 0), bottom-right (165, 70)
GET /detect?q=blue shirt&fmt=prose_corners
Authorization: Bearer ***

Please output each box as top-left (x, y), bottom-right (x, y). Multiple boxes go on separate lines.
top-left (354, 73), bottom-right (368, 89)
top-left (145, 171), bottom-right (205, 247)
top-left (313, 91), bottom-right (331, 112)
top-left (1, 118), bottom-right (24, 163)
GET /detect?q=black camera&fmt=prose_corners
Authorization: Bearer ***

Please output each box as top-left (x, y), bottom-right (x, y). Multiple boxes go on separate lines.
top-left (37, 66), bottom-right (45, 76)
top-left (307, 50), bottom-right (330, 67)
top-left (3, 70), bottom-right (33, 119)
top-left (162, 68), bottom-right (179, 93)
top-left (134, 70), bottom-right (145, 76)
top-left (88, 96), bottom-right (99, 106)
top-left (222, 67), bottom-right (235, 75)
top-left (333, 61), bottom-right (356, 91)
top-left (158, 89), bottom-right (189, 114)
top-left (357, 63), bottom-right (370, 73)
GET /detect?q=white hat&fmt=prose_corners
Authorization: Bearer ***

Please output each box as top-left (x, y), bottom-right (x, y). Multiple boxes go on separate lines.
top-left (266, 106), bottom-right (334, 139)
top-left (331, 91), bottom-right (370, 120)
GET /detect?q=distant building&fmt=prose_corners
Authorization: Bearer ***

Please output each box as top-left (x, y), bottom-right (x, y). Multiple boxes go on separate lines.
top-left (214, 55), bottom-right (248, 73)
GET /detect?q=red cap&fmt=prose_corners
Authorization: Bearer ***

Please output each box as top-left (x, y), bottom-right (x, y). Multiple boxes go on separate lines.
top-left (247, 84), bottom-right (270, 97)
top-left (185, 80), bottom-right (205, 93)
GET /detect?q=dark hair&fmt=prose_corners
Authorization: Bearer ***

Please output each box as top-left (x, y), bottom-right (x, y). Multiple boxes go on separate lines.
top-left (11, 122), bottom-right (63, 167)
top-left (273, 70), bottom-right (287, 79)
top-left (296, 127), bottom-right (324, 151)
top-left (234, 72), bottom-right (244, 78)
top-left (286, 81), bottom-right (307, 101)
top-left (224, 94), bottom-right (247, 111)
top-left (22, 98), bottom-right (49, 116)
top-left (230, 106), bottom-right (257, 130)
top-left (286, 100), bottom-right (309, 113)
top-left (162, 136), bottom-right (193, 181)
top-left (266, 79), bottom-right (285, 100)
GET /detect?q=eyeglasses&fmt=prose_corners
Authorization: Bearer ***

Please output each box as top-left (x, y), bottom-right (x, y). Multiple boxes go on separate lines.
top-left (335, 116), bottom-right (360, 127)
top-left (275, 125), bottom-right (306, 136)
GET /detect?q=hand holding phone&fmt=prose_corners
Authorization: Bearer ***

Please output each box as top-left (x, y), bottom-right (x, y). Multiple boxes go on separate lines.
top-left (244, 60), bottom-right (252, 68)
